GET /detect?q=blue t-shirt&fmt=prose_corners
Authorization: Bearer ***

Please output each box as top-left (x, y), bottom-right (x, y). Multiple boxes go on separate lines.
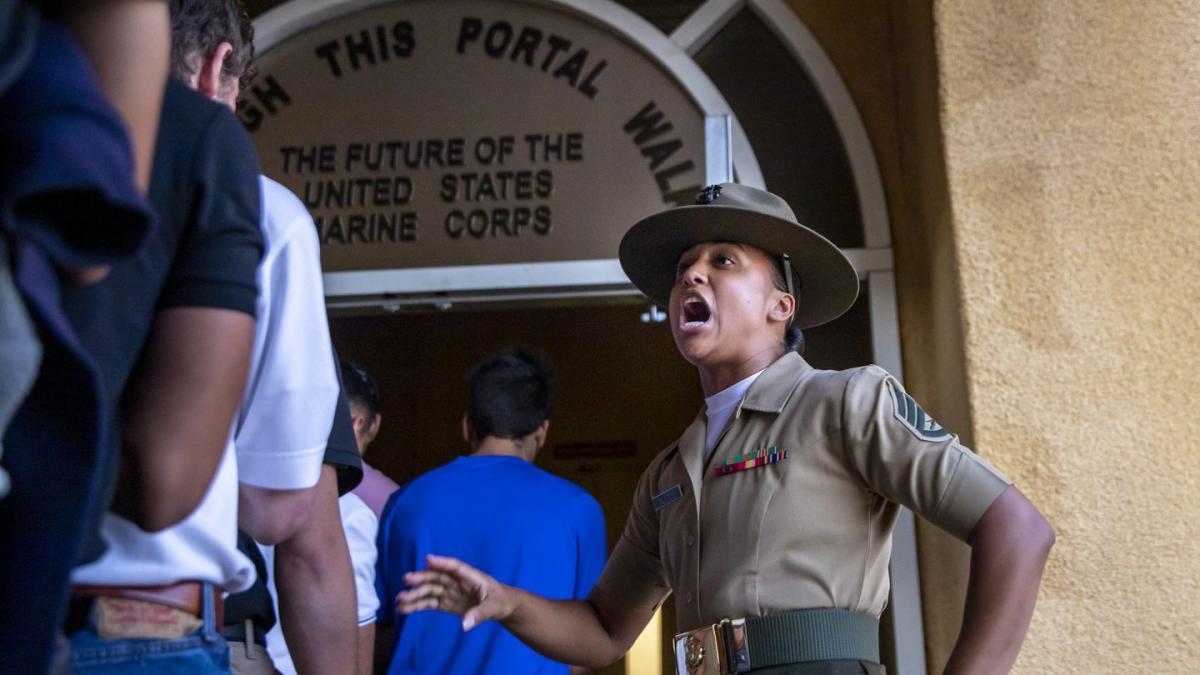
top-left (376, 455), bottom-right (606, 675)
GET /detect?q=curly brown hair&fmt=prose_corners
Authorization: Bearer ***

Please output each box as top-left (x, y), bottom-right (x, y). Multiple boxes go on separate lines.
top-left (168, 0), bottom-right (257, 88)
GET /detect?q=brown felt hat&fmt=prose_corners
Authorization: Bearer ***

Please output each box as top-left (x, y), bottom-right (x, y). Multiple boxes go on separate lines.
top-left (618, 183), bottom-right (859, 329)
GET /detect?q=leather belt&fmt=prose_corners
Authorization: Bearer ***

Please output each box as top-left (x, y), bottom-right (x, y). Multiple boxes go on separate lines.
top-left (74, 581), bottom-right (223, 627)
top-left (673, 608), bottom-right (880, 674)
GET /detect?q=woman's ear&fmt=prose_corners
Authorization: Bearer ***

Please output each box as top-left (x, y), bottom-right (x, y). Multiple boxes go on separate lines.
top-left (768, 289), bottom-right (796, 325)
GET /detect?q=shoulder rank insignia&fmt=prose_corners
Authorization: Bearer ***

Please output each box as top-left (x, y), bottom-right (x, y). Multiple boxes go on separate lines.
top-left (886, 378), bottom-right (950, 441)
top-left (714, 446), bottom-right (788, 477)
top-left (652, 485), bottom-right (684, 512)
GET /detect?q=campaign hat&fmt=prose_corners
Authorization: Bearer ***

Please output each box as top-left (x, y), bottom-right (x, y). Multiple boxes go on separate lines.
top-left (618, 183), bottom-right (859, 329)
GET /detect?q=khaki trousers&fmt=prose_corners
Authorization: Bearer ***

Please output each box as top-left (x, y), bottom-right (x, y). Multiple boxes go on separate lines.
top-left (227, 638), bottom-right (275, 675)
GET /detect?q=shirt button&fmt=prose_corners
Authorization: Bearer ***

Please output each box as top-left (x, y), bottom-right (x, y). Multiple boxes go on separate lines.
top-left (686, 535), bottom-right (695, 547)
top-left (685, 592), bottom-right (694, 604)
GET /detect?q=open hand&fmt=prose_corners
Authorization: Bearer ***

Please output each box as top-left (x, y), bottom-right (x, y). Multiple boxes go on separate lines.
top-left (396, 554), bottom-right (513, 631)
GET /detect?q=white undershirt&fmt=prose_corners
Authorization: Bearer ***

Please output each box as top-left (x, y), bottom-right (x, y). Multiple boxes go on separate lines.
top-left (704, 369), bottom-right (765, 460)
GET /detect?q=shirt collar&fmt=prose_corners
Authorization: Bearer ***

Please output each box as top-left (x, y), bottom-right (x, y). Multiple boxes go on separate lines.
top-left (704, 369), bottom-right (765, 414)
top-left (736, 352), bottom-right (813, 416)
top-left (674, 352), bottom-right (812, 507)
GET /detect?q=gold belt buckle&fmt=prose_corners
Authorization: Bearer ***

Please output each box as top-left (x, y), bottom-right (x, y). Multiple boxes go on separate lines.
top-left (673, 618), bottom-right (750, 675)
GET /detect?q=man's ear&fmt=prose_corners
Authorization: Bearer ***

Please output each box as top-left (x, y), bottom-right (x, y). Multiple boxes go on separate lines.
top-left (365, 413), bottom-right (382, 444)
top-left (532, 420), bottom-right (551, 451)
top-left (196, 42), bottom-right (234, 101)
top-left (461, 414), bottom-right (471, 445)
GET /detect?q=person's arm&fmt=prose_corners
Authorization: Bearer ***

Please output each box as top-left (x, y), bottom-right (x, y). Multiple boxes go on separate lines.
top-left (53, 0), bottom-right (168, 192)
top-left (272, 464), bottom-right (357, 674)
top-left (398, 554), bottom-right (653, 669)
top-left (841, 369), bottom-right (1053, 670)
top-left (356, 622), bottom-right (374, 675)
top-left (112, 306), bottom-right (253, 531)
top-left (943, 486), bottom-right (1054, 674)
top-left (567, 495), bottom-right (607, 674)
top-left (238, 484), bottom-right (319, 546)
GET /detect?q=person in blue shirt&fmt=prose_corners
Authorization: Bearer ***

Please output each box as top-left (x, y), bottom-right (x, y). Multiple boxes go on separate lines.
top-left (375, 347), bottom-right (606, 675)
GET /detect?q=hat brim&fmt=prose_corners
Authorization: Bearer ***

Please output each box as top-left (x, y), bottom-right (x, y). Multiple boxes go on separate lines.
top-left (618, 204), bottom-right (860, 329)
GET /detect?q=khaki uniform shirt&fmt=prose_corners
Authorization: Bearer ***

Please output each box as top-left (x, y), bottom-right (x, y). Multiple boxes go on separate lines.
top-left (595, 353), bottom-right (1011, 631)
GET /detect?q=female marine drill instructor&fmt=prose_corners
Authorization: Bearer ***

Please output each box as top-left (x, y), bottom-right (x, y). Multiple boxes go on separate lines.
top-left (397, 184), bottom-right (1055, 674)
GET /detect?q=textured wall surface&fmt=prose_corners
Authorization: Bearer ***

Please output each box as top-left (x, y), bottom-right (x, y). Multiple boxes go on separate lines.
top-left (932, 0), bottom-right (1200, 671)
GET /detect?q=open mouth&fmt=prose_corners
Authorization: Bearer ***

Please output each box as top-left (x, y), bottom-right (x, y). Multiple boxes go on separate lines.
top-left (681, 297), bottom-right (712, 328)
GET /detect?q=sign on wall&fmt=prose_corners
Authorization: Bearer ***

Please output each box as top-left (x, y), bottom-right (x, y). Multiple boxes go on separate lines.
top-left (243, 0), bottom-right (728, 276)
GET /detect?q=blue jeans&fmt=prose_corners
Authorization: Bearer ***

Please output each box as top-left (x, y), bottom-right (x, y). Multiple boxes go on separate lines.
top-left (68, 583), bottom-right (231, 674)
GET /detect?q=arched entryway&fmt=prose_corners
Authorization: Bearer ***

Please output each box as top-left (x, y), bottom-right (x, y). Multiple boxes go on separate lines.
top-left (245, 1), bottom-right (918, 672)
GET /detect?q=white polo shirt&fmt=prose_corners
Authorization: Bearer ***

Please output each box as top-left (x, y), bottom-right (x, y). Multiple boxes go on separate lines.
top-left (73, 177), bottom-right (337, 591)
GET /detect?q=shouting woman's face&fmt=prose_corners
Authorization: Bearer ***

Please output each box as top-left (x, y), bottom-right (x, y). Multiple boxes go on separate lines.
top-left (669, 242), bottom-right (793, 372)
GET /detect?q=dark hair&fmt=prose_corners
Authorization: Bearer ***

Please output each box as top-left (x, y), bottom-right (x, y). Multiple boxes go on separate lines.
top-left (769, 259), bottom-right (806, 354)
top-left (168, 0), bottom-right (257, 88)
top-left (465, 347), bottom-right (553, 442)
top-left (339, 358), bottom-right (379, 422)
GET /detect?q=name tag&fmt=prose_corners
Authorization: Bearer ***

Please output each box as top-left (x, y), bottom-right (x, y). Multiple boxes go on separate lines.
top-left (714, 446), bottom-right (789, 477)
top-left (652, 484), bottom-right (684, 512)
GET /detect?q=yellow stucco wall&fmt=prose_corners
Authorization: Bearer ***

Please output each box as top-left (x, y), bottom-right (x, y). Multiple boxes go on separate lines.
top-left (787, 0), bottom-right (1200, 671)
top-left (931, 0), bottom-right (1200, 671)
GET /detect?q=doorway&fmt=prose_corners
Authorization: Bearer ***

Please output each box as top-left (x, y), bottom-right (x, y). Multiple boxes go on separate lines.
top-left (330, 289), bottom-right (875, 673)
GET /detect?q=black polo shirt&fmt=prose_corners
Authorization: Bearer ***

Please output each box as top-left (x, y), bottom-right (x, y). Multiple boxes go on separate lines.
top-left (64, 79), bottom-right (264, 563)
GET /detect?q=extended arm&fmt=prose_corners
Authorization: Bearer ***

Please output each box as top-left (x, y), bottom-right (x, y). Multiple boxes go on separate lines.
top-left (271, 465), bottom-right (357, 674)
top-left (113, 307), bottom-right (253, 531)
top-left (398, 555), bottom-right (652, 669)
top-left (944, 485), bottom-right (1055, 674)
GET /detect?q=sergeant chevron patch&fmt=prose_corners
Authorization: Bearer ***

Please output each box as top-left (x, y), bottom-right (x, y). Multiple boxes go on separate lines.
top-left (887, 378), bottom-right (950, 441)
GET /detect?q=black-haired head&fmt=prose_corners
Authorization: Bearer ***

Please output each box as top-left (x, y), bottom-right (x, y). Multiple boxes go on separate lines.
top-left (340, 357), bottom-right (380, 422)
top-left (465, 347), bottom-right (553, 444)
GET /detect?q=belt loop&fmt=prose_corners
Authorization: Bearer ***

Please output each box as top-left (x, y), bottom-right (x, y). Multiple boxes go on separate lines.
top-left (246, 619), bottom-right (255, 649)
top-left (200, 581), bottom-right (217, 643)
